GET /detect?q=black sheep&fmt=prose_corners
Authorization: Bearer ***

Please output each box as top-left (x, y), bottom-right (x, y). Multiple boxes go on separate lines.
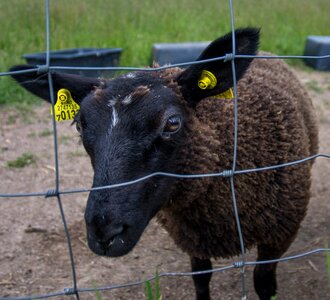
top-left (10, 28), bottom-right (318, 300)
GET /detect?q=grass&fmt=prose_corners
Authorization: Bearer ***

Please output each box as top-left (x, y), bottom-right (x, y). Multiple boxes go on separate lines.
top-left (306, 80), bottom-right (324, 94)
top-left (144, 271), bottom-right (162, 300)
top-left (66, 150), bottom-right (87, 158)
top-left (0, 0), bottom-right (329, 105)
top-left (39, 128), bottom-right (53, 137)
top-left (89, 271), bottom-right (162, 300)
top-left (6, 152), bottom-right (37, 168)
top-left (89, 254), bottom-right (330, 299)
top-left (327, 246), bottom-right (330, 288)
top-left (92, 282), bottom-right (103, 300)
top-left (1, 102), bottom-right (38, 125)
top-left (58, 134), bottom-right (72, 145)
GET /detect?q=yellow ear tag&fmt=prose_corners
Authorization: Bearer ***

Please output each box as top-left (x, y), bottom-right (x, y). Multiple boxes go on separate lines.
top-left (198, 70), bottom-right (234, 99)
top-left (51, 89), bottom-right (80, 121)
top-left (198, 70), bottom-right (217, 90)
top-left (215, 88), bottom-right (234, 99)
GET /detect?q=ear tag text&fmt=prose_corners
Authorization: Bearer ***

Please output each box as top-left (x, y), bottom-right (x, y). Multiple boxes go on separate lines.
top-left (51, 89), bottom-right (80, 121)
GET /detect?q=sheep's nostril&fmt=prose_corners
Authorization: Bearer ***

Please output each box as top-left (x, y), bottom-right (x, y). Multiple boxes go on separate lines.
top-left (110, 224), bottom-right (125, 236)
top-left (97, 236), bottom-right (115, 250)
top-left (97, 237), bottom-right (114, 249)
top-left (97, 224), bottom-right (125, 249)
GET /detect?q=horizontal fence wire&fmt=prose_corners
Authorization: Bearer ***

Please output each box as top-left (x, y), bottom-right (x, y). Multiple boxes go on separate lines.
top-left (1, 0), bottom-right (330, 299)
top-left (1, 153), bottom-right (330, 198)
top-left (1, 53), bottom-right (330, 78)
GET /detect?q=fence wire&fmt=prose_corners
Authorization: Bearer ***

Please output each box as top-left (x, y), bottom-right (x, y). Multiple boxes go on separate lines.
top-left (1, 0), bottom-right (330, 299)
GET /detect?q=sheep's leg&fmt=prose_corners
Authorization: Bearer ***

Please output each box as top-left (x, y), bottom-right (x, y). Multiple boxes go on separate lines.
top-left (190, 256), bottom-right (213, 300)
top-left (254, 238), bottom-right (294, 300)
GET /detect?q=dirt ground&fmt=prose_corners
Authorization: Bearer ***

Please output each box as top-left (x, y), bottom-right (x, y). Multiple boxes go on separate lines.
top-left (0, 67), bottom-right (329, 300)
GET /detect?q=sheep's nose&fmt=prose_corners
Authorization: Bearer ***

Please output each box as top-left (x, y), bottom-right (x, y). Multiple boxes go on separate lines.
top-left (95, 224), bottom-right (125, 250)
top-left (85, 215), bottom-right (126, 250)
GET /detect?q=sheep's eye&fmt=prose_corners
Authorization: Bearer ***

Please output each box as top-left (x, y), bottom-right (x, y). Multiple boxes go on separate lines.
top-left (163, 115), bottom-right (181, 136)
top-left (75, 121), bottom-right (82, 134)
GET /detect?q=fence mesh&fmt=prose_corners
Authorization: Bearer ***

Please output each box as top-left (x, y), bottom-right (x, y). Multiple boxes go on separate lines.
top-left (0, 0), bottom-right (330, 299)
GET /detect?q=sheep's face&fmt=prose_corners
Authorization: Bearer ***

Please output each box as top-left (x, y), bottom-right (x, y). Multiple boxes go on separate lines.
top-left (79, 72), bottom-right (191, 256)
top-left (10, 28), bottom-right (259, 257)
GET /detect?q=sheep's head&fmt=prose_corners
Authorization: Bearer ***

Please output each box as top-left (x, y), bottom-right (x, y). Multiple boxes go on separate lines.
top-left (10, 28), bottom-right (259, 257)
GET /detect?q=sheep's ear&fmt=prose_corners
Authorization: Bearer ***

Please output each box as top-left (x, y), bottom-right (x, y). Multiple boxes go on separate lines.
top-left (9, 65), bottom-right (101, 104)
top-left (176, 28), bottom-right (260, 106)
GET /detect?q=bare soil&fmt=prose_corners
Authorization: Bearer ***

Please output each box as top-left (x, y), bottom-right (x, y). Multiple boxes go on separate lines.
top-left (0, 68), bottom-right (329, 300)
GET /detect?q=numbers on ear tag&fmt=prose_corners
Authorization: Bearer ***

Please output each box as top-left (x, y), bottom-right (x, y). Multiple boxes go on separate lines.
top-left (50, 89), bottom-right (80, 121)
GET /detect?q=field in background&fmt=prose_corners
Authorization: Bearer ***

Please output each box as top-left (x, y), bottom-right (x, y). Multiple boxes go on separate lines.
top-left (0, 0), bottom-right (329, 104)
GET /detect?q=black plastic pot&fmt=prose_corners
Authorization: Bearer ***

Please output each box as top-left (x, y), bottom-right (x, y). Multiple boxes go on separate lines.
top-left (23, 48), bottom-right (122, 77)
top-left (152, 42), bottom-right (210, 66)
top-left (304, 36), bottom-right (330, 71)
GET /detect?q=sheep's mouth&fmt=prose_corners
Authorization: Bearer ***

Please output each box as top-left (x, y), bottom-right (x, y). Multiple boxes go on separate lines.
top-left (86, 224), bottom-right (145, 257)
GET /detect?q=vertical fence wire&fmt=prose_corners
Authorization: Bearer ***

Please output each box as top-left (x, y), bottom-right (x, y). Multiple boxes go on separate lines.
top-left (0, 0), bottom-right (330, 299)
top-left (45, 0), bottom-right (80, 298)
top-left (228, 0), bottom-right (247, 297)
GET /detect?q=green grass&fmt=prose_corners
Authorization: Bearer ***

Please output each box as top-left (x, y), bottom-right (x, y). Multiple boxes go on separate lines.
top-left (92, 282), bottom-right (103, 300)
top-left (6, 152), bottom-right (37, 168)
top-left (1, 0), bottom-right (329, 104)
top-left (0, 102), bottom-right (38, 124)
top-left (144, 271), bottom-right (162, 300)
top-left (327, 248), bottom-right (330, 288)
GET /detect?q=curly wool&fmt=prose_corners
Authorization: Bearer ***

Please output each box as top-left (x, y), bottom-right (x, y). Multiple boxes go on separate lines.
top-left (157, 55), bottom-right (318, 259)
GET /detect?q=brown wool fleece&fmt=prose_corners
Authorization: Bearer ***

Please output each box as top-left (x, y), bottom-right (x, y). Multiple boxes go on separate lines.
top-left (157, 55), bottom-right (319, 259)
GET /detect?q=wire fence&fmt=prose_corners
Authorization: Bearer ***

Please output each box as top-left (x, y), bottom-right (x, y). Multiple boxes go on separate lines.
top-left (0, 0), bottom-right (330, 299)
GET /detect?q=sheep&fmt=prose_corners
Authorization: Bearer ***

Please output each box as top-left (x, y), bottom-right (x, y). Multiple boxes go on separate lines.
top-left (10, 28), bottom-right (318, 300)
